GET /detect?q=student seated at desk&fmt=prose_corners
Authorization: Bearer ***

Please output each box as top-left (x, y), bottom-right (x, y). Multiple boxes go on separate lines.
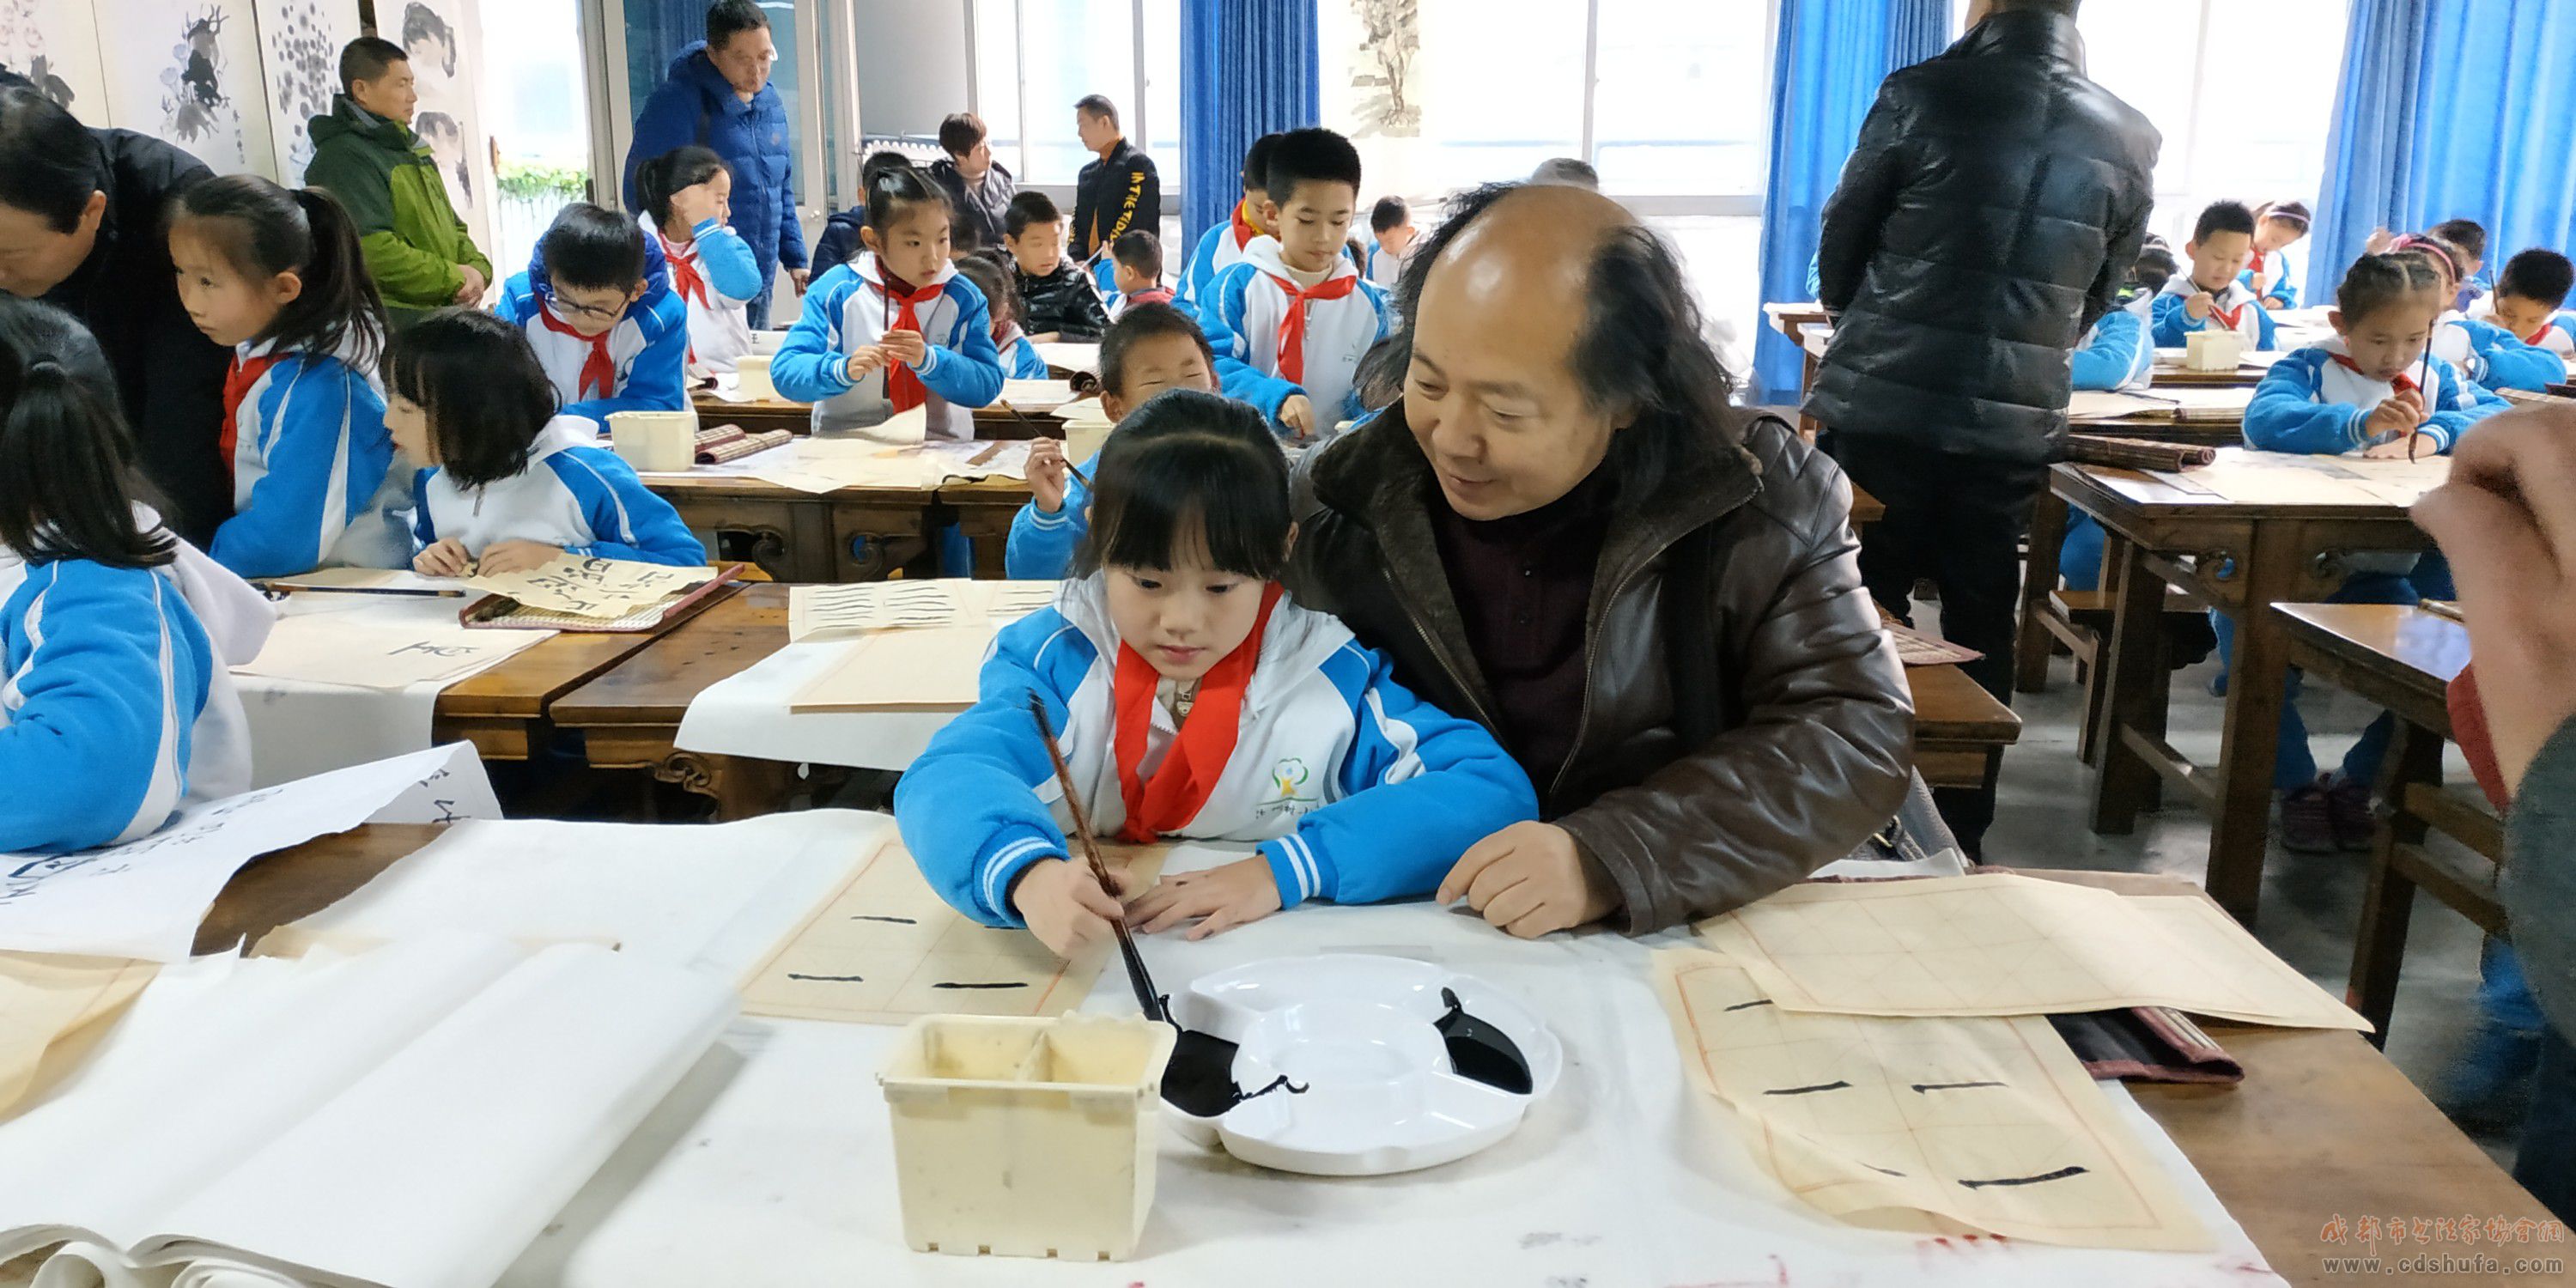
top-left (772, 167), bottom-right (1005, 441)
top-left (1003, 191), bottom-right (1109, 343)
top-left (1200, 127), bottom-right (1393, 443)
top-left (389, 309), bottom-right (705, 574)
top-left (2401, 234), bottom-right (2567, 394)
top-left (1008, 303), bottom-right (1221, 580)
top-left (2231, 252), bottom-right (2502, 852)
top-left (896, 391), bottom-right (1537, 957)
top-left (2433, 216), bottom-right (2489, 313)
top-left (635, 146), bottom-right (762, 380)
top-left (0, 296), bottom-right (236, 852)
top-left (1177, 132), bottom-right (1281, 313)
top-left (2240, 199), bottom-right (2311, 311)
top-left (168, 175), bottom-right (410, 579)
top-left (1364, 195), bottom-right (1415, 292)
top-left (2478, 247), bottom-right (2576, 361)
top-left (949, 252), bottom-right (1048, 380)
top-left (1107, 230), bottom-right (1172, 319)
top-left (2154, 200), bottom-right (2278, 352)
top-left (495, 204), bottom-right (690, 423)
top-left (2058, 243), bottom-right (2176, 592)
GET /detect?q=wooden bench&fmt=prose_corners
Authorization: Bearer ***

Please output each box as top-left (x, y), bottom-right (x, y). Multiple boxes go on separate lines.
top-left (2274, 603), bottom-right (2500, 1043)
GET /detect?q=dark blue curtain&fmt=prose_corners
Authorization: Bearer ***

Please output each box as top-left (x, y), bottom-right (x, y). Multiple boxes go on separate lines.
top-left (1181, 0), bottom-right (1320, 252)
top-left (2312, 0), bottom-right (2576, 305)
top-left (1752, 1), bottom-right (1953, 404)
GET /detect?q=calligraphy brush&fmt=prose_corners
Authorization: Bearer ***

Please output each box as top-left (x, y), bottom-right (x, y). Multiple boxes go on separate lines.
top-left (1026, 692), bottom-right (1163, 1019)
top-left (2409, 337), bottom-right (2433, 463)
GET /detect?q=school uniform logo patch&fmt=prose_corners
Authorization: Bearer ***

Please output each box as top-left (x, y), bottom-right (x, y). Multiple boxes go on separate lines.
top-left (1257, 757), bottom-right (1321, 821)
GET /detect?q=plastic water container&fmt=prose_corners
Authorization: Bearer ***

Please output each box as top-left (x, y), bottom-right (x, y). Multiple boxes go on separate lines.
top-left (606, 409), bottom-right (697, 473)
top-left (2186, 329), bottom-right (2246, 371)
top-left (878, 1014), bottom-right (1176, 1261)
top-left (735, 354), bottom-right (777, 401)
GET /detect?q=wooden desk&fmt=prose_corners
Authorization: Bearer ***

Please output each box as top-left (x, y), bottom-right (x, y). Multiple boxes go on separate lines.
top-left (938, 476), bottom-right (1034, 578)
top-left (551, 585), bottom-right (796, 818)
top-left (2275, 604), bottom-right (2502, 1042)
top-left (2046, 463), bottom-right (2430, 927)
top-left (1849, 483), bottom-right (1883, 532)
top-left (2032, 870), bottom-right (2557, 1285)
top-left (1908, 661), bottom-right (2021, 790)
top-left (1764, 302), bottom-right (1833, 437)
top-left (641, 472), bottom-right (936, 584)
top-left (693, 392), bottom-right (1074, 440)
top-left (430, 629), bottom-right (667, 762)
top-left (193, 823), bottom-right (447, 955)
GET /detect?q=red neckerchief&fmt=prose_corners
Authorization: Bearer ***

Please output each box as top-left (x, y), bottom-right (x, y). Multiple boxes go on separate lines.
top-left (2330, 352), bottom-right (2421, 394)
top-left (219, 350), bottom-right (282, 476)
top-left (2249, 248), bottom-right (2268, 274)
top-left (878, 270), bottom-right (945, 412)
top-left (1265, 267), bottom-right (1358, 384)
top-left (2207, 294), bottom-right (2245, 331)
top-left (2524, 323), bottom-right (2556, 347)
top-left (657, 234), bottom-right (706, 369)
top-left (1109, 583), bottom-right (1285, 843)
top-left (535, 305), bottom-right (616, 400)
top-left (1230, 199), bottom-right (1261, 251)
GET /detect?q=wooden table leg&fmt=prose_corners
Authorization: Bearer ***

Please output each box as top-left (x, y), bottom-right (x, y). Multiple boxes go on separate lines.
top-left (2014, 489), bottom-right (2069, 695)
top-left (2088, 533), bottom-right (2166, 834)
top-left (656, 750), bottom-right (798, 821)
top-left (2205, 532), bottom-right (2309, 927)
top-left (2348, 719), bottom-right (2441, 1046)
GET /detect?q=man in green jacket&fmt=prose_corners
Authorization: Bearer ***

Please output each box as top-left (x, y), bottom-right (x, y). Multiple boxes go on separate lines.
top-left (304, 37), bottom-right (489, 327)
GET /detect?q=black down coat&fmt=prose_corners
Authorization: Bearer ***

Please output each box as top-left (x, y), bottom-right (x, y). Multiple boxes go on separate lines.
top-left (1806, 8), bottom-right (2160, 465)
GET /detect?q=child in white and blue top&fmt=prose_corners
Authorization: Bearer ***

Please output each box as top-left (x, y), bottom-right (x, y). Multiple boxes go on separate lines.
top-left (387, 310), bottom-right (705, 577)
top-left (495, 203), bottom-right (690, 423)
top-left (2477, 246), bottom-right (2576, 362)
top-left (2154, 201), bottom-right (2278, 351)
top-left (0, 296), bottom-right (242, 853)
top-left (897, 390), bottom-right (1536, 957)
top-left (773, 167), bottom-right (1005, 440)
top-left (2226, 253), bottom-right (2505, 848)
top-left (635, 146), bottom-right (763, 379)
top-left (1009, 303), bottom-right (1222, 580)
top-left (1364, 195), bottom-right (1414, 291)
top-left (951, 252), bottom-right (1051, 380)
top-left (1201, 129), bottom-right (1393, 443)
top-left (167, 175), bottom-right (409, 579)
top-left (2058, 245), bottom-right (2177, 593)
top-left (2239, 200), bottom-right (2311, 311)
top-left (2391, 235), bottom-right (2573, 395)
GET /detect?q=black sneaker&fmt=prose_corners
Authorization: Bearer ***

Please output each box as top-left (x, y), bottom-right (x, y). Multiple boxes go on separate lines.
top-left (2326, 776), bottom-right (2377, 853)
top-left (2280, 778), bottom-right (2336, 854)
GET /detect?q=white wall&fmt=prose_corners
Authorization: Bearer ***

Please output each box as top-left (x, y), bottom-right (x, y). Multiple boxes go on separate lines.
top-left (850, 0), bottom-right (970, 142)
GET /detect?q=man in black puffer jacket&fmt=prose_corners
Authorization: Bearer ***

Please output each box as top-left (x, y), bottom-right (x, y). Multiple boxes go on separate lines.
top-left (1807, 0), bottom-right (2155, 848)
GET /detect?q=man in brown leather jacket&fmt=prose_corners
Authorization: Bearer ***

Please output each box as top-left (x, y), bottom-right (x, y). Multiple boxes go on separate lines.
top-left (1286, 182), bottom-right (1913, 939)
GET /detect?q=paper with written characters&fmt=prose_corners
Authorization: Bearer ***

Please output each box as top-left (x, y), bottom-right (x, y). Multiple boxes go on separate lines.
top-left (740, 833), bottom-right (1166, 1024)
top-left (231, 613), bottom-right (551, 690)
top-left (0, 744), bottom-right (499, 962)
top-left (0, 953), bottom-right (157, 1118)
top-left (1694, 873), bottom-right (2367, 1030)
top-left (460, 556), bottom-right (714, 620)
top-left (2143, 447), bottom-right (2449, 508)
top-left (1653, 951), bottom-right (2210, 1251)
top-left (787, 579), bottom-right (1061, 643)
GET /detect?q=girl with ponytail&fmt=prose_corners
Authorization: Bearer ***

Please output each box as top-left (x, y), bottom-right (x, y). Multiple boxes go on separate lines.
top-left (637, 145), bottom-right (762, 378)
top-left (0, 295), bottom-right (234, 852)
top-left (169, 174), bottom-right (410, 578)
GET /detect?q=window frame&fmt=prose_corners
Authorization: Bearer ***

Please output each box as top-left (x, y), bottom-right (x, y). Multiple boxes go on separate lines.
top-left (968, 0), bottom-right (1181, 213)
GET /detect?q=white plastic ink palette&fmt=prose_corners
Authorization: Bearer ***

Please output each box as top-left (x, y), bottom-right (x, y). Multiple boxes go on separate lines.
top-left (1160, 955), bottom-right (1561, 1176)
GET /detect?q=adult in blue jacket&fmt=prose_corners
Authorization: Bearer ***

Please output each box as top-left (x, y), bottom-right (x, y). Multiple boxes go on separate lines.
top-left (620, 0), bottom-right (807, 328)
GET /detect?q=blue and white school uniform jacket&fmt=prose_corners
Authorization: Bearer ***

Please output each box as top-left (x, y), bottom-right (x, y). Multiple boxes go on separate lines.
top-left (894, 576), bottom-right (1540, 927)
top-left (210, 340), bottom-right (409, 579)
top-left (1005, 447), bottom-right (1103, 581)
top-left (2153, 276), bottom-right (2277, 351)
top-left (995, 322), bottom-right (1050, 380)
top-left (2430, 312), bottom-right (2568, 393)
top-left (770, 252), bottom-right (1006, 440)
top-left (495, 236), bottom-right (690, 423)
top-left (1177, 219), bottom-right (1258, 313)
top-left (2523, 313), bottom-right (2576, 360)
top-left (646, 212), bottom-right (762, 378)
top-left (2071, 289), bottom-right (2156, 392)
top-left (2239, 245), bottom-right (2300, 308)
top-left (0, 556), bottom-right (220, 852)
top-left (2244, 337), bottom-right (2507, 457)
top-left (410, 415), bottom-right (707, 567)
top-left (1201, 236), bottom-right (1393, 433)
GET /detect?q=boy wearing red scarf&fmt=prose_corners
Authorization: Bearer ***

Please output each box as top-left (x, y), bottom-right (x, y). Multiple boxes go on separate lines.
top-left (1176, 132), bottom-right (1283, 313)
top-left (895, 391), bottom-right (1536, 957)
top-left (494, 204), bottom-right (690, 424)
top-left (1200, 128), bottom-right (1393, 444)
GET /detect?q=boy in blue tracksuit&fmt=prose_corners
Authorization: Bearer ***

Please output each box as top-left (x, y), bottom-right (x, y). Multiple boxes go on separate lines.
top-left (2058, 244), bottom-right (2175, 592)
top-left (2154, 200), bottom-right (2279, 352)
top-left (1200, 129), bottom-right (1393, 442)
top-left (2227, 252), bottom-right (2506, 853)
top-left (387, 309), bottom-right (705, 575)
top-left (1176, 134), bottom-right (1282, 315)
top-left (495, 204), bottom-right (690, 425)
top-left (772, 168), bottom-right (1005, 440)
top-left (897, 391), bottom-right (1534, 956)
top-left (1007, 303), bottom-right (1220, 580)
top-left (2433, 312), bottom-right (2567, 394)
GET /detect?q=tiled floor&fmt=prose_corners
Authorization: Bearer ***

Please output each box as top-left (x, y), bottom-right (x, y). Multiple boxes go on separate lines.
top-left (1994, 636), bottom-right (2524, 1165)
